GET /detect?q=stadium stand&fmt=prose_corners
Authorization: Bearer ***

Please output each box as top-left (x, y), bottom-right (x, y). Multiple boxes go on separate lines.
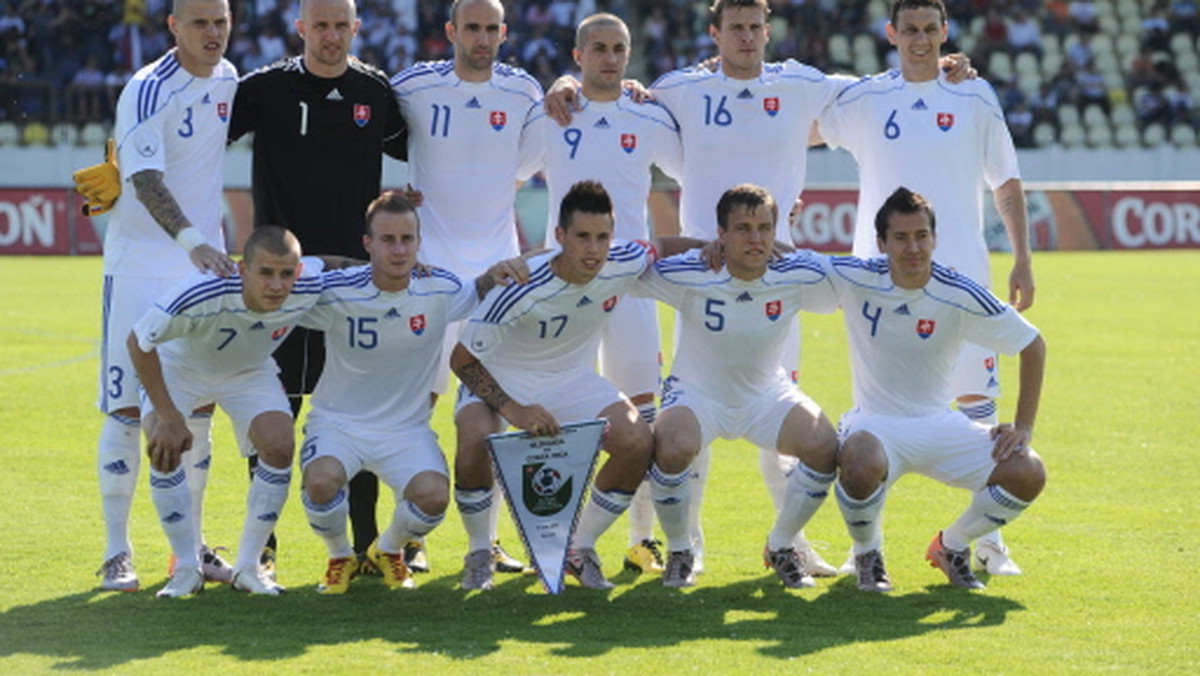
top-left (0, 0), bottom-right (1195, 150)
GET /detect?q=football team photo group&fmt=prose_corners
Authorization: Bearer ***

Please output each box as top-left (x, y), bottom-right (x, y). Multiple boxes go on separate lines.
top-left (8, 0), bottom-right (1198, 671)
top-left (77, 0), bottom-right (1053, 604)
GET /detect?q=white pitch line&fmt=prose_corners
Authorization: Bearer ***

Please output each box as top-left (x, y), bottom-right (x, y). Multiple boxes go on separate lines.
top-left (0, 328), bottom-right (99, 375)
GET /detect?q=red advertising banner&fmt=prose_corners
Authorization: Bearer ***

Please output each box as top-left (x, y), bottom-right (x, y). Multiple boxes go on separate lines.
top-left (4, 186), bottom-right (1198, 255)
top-left (787, 188), bottom-right (1200, 252)
top-left (0, 188), bottom-right (101, 255)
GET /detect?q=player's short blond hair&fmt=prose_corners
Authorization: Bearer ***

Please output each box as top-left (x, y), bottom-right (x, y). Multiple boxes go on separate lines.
top-left (365, 191), bottom-right (421, 236)
top-left (244, 226), bottom-right (301, 263)
top-left (575, 13), bottom-right (629, 50)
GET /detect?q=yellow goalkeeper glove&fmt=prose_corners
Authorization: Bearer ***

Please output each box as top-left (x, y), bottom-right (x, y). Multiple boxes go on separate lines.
top-left (73, 138), bottom-right (121, 217)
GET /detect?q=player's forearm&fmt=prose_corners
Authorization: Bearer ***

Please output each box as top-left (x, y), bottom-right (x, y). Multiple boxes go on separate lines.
top-left (656, 235), bottom-right (706, 257)
top-left (130, 169), bottom-right (194, 240)
top-left (125, 332), bottom-right (180, 418)
top-left (994, 178), bottom-right (1032, 263)
top-left (450, 343), bottom-right (512, 414)
top-left (1014, 334), bottom-right (1046, 433)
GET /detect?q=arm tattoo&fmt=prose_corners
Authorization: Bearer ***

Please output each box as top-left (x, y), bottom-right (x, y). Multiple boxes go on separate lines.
top-left (457, 358), bottom-right (511, 413)
top-left (130, 169), bottom-right (193, 239)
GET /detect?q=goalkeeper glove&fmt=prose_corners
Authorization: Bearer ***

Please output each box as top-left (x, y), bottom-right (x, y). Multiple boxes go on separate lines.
top-left (73, 138), bottom-right (121, 217)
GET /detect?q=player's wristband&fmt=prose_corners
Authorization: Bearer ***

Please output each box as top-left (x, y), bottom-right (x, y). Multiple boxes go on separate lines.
top-left (175, 227), bottom-right (207, 252)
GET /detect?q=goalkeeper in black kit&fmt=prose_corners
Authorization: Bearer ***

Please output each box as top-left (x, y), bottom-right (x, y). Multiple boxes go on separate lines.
top-left (227, 0), bottom-right (411, 577)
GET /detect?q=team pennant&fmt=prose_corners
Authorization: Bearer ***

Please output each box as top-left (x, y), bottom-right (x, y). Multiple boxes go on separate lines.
top-left (488, 419), bottom-right (607, 594)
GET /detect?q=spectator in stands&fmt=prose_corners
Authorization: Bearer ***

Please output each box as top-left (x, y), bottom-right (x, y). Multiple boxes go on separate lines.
top-left (1007, 9), bottom-right (1043, 58)
top-left (1069, 0), bottom-right (1099, 35)
top-left (1030, 81), bottom-right (1061, 129)
top-left (0, 3), bottom-right (25, 42)
top-left (1171, 0), bottom-right (1200, 37)
top-left (1067, 32), bottom-right (1095, 70)
top-left (1042, 0), bottom-right (1072, 37)
top-left (1006, 101), bottom-right (1036, 148)
top-left (1126, 48), bottom-right (1161, 92)
top-left (70, 53), bottom-right (107, 122)
top-left (979, 8), bottom-right (1008, 60)
top-left (257, 23), bottom-right (288, 63)
top-left (1075, 59), bottom-right (1111, 116)
top-left (241, 39), bottom-right (276, 73)
top-left (1137, 81), bottom-right (1172, 127)
top-left (1165, 82), bottom-right (1197, 127)
top-left (1141, 7), bottom-right (1172, 52)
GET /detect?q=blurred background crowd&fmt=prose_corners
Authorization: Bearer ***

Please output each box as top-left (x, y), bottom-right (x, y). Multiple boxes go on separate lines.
top-left (1, 0), bottom-right (1198, 148)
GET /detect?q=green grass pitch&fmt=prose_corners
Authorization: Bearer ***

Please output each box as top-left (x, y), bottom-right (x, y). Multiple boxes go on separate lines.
top-left (0, 251), bottom-right (1196, 673)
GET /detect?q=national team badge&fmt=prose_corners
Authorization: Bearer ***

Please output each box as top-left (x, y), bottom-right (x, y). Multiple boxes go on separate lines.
top-left (272, 326), bottom-right (290, 340)
top-left (490, 110), bottom-right (507, 130)
top-left (354, 104), bottom-right (371, 127)
top-left (216, 102), bottom-right (229, 122)
top-left (620, 133), bottom-right (637, 154)
top-left (765, 300), bottom-right (782, 321)
top-left (763, 97), bottom-right (780, 117)
top-left (410, 314), bottom-right (426, 335)
top-left (984, 356), bottom-right (996, 372)
top-left (937, 112), bottom-right (954, 131)
top-left (916, 319), bottom-right (936, 338)
top-left (603, 295), bottom-right (619, 312)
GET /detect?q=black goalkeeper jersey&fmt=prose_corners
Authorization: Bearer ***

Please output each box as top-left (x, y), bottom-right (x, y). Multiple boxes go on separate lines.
top-left (230, 56), bottom-right (408, 257)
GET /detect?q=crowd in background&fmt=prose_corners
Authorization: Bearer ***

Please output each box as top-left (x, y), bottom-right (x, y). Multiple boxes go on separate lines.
top-left (1, 0), bottom-right (1198, 144)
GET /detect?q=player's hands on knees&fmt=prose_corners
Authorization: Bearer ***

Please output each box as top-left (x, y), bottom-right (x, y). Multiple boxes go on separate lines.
top-left (989, 422), bottom-right (1031, 463)
top-left (146, 410), bottom-right (192, 473)
top-left (940, 53), bottom-right (976, 83)
top-left (189, 243), bottom-right (237, 277)
top-left (505, 403), bottom-right (560, 438)
top-left (545, 75), bottom-right (583, 126)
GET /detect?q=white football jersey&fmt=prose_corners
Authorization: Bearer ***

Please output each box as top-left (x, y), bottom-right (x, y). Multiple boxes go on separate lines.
top-left (106, 49), bottom-right (238, 277)
top-left (651, 62), bottom-right (850, 239)
top-left (635, 249), bottom-right (837, 406)
top-left (826, 256), bottom-right (1039, 418)
top-left (132, 259), bottom-right (327, 376)
top-left (523, 91), bottom-right (682, 243)
top-left (461, 239), bottom-right (654, 378)
top-left (392, 61), bottom-right (543, 279)
top-left (819, 71), bottom-right (1021, 283)
top-left (301, 265), bottom-right (478, 431)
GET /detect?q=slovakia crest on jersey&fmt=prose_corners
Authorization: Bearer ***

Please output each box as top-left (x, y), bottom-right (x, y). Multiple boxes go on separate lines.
top-left (603, 296), bottom-right (619, 312)
top-left (984, 356), bottom-right (996, 372)
top-left (620, 133), bottom-right (637, 154)
top-left (763, 97), bottom-right (780, 117)
top-left (354, 104), bottom-right (371, 127)
top-left (916, 319), bottom-right (936, 339)
top-left (272, 326), bottom-right (290, 340)
top-left (937, 112), bottom-right (954, 131)
top-left (217, 102), bottom-right (229, 122)
top-left (410, 314), bottom-right (426, 335)
top-left (490, 110), bottom-right (507, 131)
top-left (765, 300), bottom-right (782, 322)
